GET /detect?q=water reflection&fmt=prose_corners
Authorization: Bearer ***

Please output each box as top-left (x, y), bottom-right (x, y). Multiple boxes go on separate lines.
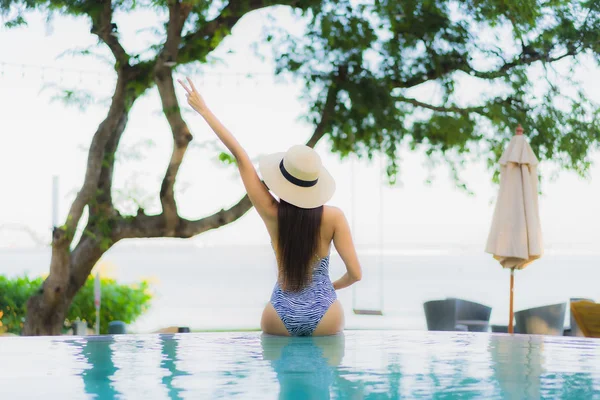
top-left (8, 332), bottom-right (599, 399)
top-left (261, 333), bottom-right (352, 399)
top-left (67, 334), bottom-right (190, 399)
top-left (489, 335), bottom-right (544, 399)
top-left (158, 334), bottom-right (189, 399)
top-left (395, 333), bottom-right (495, 398)
top-left (488, 334), bottom-right (600, 399)
top-left (67, 336), bottom-right (119, 399)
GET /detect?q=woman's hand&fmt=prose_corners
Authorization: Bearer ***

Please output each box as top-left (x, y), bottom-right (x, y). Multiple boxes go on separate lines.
top-left (178, 77), bottom-right (208, 115)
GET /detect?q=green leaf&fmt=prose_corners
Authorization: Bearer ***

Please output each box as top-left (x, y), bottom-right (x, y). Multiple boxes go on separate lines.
top-left (218, 152), bottom-right (237, 165)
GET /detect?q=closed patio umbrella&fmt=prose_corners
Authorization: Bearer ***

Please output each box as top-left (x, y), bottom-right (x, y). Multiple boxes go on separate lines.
top-left (485, 125), bottom-right (543, 333)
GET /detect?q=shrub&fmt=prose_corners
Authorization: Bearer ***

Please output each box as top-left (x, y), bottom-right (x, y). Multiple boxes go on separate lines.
top-left (68, 276), bottom-right (152, 334)
top-left (0, 274), bottom-right (152, 335)
top-left (0, 275), bottom-right (43, 334)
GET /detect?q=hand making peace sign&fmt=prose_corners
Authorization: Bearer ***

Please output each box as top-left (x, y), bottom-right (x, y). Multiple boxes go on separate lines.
top-left (178, 77), bottom-right (208, 115)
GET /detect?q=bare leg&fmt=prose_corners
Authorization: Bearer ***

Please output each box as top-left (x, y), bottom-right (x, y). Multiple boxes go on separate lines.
top-left (313, 300), bottom-right (344, 336)
top-left (261, 303), bottom-right (290, 336)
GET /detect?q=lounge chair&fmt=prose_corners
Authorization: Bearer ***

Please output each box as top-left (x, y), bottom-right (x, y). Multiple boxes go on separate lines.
top-left (154, 326), bottom-right (191, 333)
top-left (424, 298), bottom-right (491, 332)
top-left (570, 300), bottom-right (600, 338)
top-left (452, 298), bottom-right (492, 332)
top-left (514, 303), bottom-right (566, 335)
top-left (568, 298), bottom-right (594, 337)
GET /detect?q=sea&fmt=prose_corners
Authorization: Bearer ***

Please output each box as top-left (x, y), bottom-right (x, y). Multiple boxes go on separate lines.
top-left (1, 242), bottom-right (598, 333)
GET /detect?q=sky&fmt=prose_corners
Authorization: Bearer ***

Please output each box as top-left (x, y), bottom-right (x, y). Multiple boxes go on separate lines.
top-left (1, 6), bottom-right (599, 252)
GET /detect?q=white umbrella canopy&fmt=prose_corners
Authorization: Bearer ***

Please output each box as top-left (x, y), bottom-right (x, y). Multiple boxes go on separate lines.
top-left (486, 125), bottom-right (543, 333)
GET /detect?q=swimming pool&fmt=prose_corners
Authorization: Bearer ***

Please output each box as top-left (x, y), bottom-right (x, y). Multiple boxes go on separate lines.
top-left (0, 331), bottom-right (599, 399)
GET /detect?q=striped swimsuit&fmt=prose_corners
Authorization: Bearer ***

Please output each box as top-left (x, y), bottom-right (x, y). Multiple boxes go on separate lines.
top-left (270, 256), bottom-right (337, 336)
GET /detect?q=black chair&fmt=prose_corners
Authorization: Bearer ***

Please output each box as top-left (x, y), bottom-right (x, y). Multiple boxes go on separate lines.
top-left (491, 325), bottom-right (508, 333)
top-left (424, 298), bottom-right (492, 332)
top-left (514, 303), bottom-right (567, 336)
top-left (424, 299), bottom-right (457, 331)
top-left (452, 298), bottom-right (492, 333)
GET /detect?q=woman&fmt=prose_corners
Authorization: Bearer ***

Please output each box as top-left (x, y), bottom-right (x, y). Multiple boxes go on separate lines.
top-left (179, 77), bottom-right (362, 336)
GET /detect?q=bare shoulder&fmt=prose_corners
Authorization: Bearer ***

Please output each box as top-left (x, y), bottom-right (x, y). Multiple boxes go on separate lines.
top-left (323, 205), bottom-right (345, 226)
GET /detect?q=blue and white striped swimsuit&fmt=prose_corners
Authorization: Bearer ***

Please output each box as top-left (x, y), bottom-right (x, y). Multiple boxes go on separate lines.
top-left (270, 256), bottom-right (337, 336)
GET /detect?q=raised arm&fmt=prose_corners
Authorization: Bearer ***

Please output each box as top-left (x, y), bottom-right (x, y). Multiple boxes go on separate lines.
top-left (179, 77), bottom-right (277, 221)
top-left (331, 207), bottom-right (362, 290)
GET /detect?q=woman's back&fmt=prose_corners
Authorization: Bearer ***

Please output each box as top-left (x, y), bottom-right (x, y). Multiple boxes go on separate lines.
top-left (265, 203), bottom-right (361, 336)
top-left (270, 205), bottom-right (361, 289)
top-left (268, 205), bottom-right (339, 266)
top-left (315, 206), bottom-right (338, 258)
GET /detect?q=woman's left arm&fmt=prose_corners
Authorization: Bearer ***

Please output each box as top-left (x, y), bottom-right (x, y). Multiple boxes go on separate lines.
top-left (179, 77), bottom-right (277, 221)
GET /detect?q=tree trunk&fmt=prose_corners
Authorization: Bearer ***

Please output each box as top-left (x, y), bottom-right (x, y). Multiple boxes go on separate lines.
top-left (23, 236), bottom-right (110, 336)
top-left (21, 71), bottom-right (131, 336)
top-left (23, 291), bottom-right (71, 336)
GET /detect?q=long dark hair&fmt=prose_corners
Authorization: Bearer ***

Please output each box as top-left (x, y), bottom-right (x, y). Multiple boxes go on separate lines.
top-left (276, 199), bottom-right (324, 292)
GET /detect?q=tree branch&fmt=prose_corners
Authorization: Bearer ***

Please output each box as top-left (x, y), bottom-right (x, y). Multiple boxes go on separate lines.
top-left (395, 95), bottom-right (525, 124)
top-left (396, 48), bottom-right (580, 89)
top-left (64, 73), bottom-right (130, 238)
top-left (90, 0), bottom-right (130, 66)
top-left (396, 58), bottom-right (467, 88)
top-left (68, 232), bottom-right (107, 297)
top-left (161, 0), bottom-right (192, 64)
top-left (306, 82), bottom-right (339, 147)
top-left (178, 1), bottom-right (300, 63)
top-left (464, 49), bottom-right (579, 80)
top-left (94, 111), bottom-right (128, 210)
top-left (396, 96), bottom-right (481, 115)
top-left (155, 2), bottom-right (194, 235)
top-left (80, 0), bottom-right (137, 219)
top-left (156, 95), bottom-right (192, 235)
top-left (177, 195), bottom-right (253, 238)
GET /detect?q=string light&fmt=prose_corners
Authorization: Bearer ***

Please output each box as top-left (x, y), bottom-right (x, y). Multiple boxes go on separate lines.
top-left (0, 60), bottom-right (276, 88)
top-left (0, 61), bottom-right (272, 77)
top-left (0, 61), bottom-right (110, 81)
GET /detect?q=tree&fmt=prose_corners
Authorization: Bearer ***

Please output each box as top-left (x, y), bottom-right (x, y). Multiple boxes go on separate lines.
top-left (2, 0), bottom-right (599, 335)
top-left (269, 0), bottom-right (600, 183)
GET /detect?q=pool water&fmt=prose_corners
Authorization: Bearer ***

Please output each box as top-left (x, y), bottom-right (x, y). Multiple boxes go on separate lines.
top-left (1, 331), bottom-right (599, 399)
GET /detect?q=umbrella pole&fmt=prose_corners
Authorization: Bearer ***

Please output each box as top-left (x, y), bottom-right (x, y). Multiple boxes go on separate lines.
top-left (508, 268), bottom-right (515, 334)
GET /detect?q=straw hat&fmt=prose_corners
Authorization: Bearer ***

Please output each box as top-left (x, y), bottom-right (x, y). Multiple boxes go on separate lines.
top-left (259, 145), bottom-right (336, 209)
